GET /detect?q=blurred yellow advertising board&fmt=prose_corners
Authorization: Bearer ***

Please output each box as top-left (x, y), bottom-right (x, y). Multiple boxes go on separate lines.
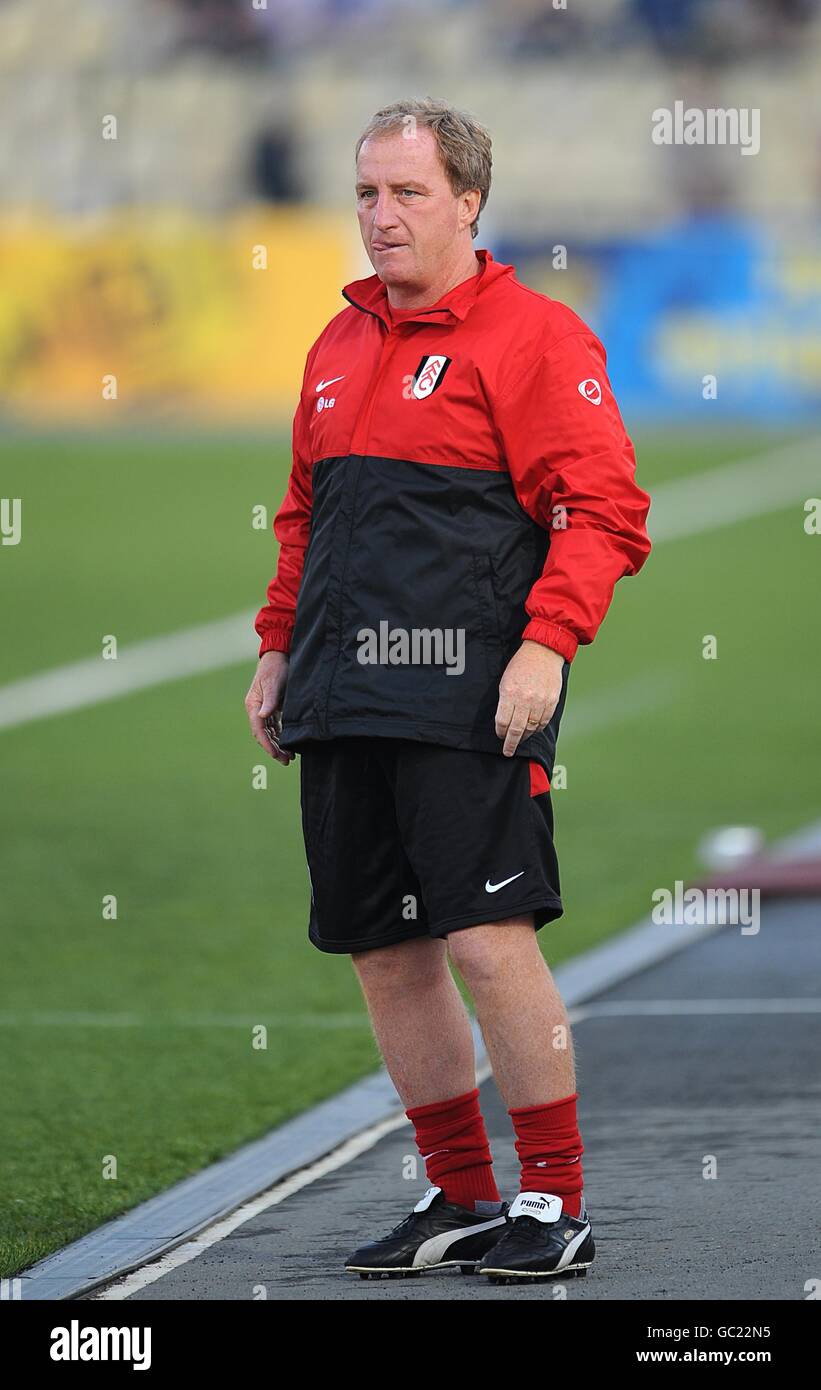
top-left (0, 209), bottom-right (355, 422)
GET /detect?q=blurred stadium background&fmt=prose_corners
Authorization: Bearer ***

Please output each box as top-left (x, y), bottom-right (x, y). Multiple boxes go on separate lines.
top-left (1, 0), bottom-right (819, 1277)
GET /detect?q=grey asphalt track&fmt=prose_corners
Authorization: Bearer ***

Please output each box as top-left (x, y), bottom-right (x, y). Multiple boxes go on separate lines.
top-left (89, 896), bottom-right (821, 1301)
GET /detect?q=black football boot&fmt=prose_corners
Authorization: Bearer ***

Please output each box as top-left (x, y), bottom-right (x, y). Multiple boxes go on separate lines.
top-left (344, 1185), bottom-right (509, 1278)
top-left (476, 1190), bottom-right (595, 1283)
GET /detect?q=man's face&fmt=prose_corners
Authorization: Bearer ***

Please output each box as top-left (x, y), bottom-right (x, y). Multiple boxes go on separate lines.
top-left (355, 126), bottom-right (476, 290)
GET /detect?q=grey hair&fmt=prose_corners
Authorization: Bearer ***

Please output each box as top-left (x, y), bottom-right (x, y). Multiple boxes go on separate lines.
top-left (355, 97), bottom-right (492, 240)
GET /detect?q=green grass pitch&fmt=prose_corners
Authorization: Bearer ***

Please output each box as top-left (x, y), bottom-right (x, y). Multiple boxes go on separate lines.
top-left (0, 425), bottom-right (817, 1275)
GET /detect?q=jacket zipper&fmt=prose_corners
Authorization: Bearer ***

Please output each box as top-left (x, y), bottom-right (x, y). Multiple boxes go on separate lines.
top-left (320, 322), bottom-right (400, 734)
top-left (349, 324), bottom-right (401, 457)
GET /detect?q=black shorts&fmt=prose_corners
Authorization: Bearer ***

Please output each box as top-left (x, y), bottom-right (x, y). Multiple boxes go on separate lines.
top-left (298, 737), bottom-right (562, 954)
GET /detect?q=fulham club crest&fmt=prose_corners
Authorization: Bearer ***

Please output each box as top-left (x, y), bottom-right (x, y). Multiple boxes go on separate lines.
top-left (411, 354), bottom-right (452, 400)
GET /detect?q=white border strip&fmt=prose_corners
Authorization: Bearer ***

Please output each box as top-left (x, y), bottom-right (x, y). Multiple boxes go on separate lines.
top-left (17, 1022), bottom-right (490, 1302)
top-left (92, 1112), bottom-right (418, 1300)
top-left (18, 817), bottom-right (821, 1301)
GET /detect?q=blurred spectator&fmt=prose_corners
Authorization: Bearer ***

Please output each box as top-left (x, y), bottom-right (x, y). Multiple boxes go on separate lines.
top-left (633, 0), bottom-right (820, 62)
top-left (631, 0), bottom-right (707, 59)
top-left (504, 0), bottom-right (587, 59)
top-left (171, 0), bottom-right (267, 58)
top-left (250, 124), bottom-right (303, 202)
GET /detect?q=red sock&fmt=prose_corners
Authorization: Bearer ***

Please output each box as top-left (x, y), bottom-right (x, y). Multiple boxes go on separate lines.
top-left (509, 1092), bottom-right (584, 1219)
top-left (406, 1087), bottom-right (501, 1211)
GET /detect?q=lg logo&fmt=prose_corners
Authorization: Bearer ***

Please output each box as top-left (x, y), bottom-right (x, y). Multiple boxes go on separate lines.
top-left (316, 396), bottom-right (336, 412)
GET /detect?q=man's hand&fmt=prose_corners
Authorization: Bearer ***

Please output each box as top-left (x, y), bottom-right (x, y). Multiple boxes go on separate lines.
top-left (495, 639), bottom-right (566, 757)
top-left (245, 650), bottom-right (294, 765)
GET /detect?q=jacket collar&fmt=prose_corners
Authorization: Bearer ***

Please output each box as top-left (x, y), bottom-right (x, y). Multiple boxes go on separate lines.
top-left (341, 248), bottom-right (514, 329)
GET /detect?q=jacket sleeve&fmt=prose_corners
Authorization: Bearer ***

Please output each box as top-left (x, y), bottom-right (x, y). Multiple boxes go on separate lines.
top-left (492, 329), bottom-right (651, 663)
top-left (254, 385), bottom-right (313, 658)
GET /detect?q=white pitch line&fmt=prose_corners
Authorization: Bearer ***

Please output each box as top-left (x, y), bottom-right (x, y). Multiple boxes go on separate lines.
top-left (559, 668), bottom-right (678, 740)
top-left (6, 998), bottom-right (817, 1031)
top-left (87, 994), bottom-right (821, 1299)
top-left (570, 998), bottom-right (821, 1019)
top-left (90, 1111), bottom-right (412, 1299)
top-left (1, 434), bottom-right (818, 733)
top-left (92, 1053), bottom-right (495, 1301)
top-left (0, 612), bottom-right (256, 731)
top-left (647, 432), bottom-right (821, 543)
top-left (88, 996), bottom-right (821, 1298)
top-left (0, 1010), bottom-right (373, 1029)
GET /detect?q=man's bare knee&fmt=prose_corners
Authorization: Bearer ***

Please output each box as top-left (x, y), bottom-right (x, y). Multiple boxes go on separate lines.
top-left (446, 917), bottom-right (536, 988)
top-left (351, 934), bottom-right (447, 992)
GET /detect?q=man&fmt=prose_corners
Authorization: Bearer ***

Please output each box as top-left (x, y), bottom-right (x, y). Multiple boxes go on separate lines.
top-left (245, 98), bottom-right (651, 1282)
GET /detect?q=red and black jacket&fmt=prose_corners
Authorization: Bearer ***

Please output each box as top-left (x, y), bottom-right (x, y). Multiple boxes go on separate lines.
top-left (255, 249), bottom-right (651, 777)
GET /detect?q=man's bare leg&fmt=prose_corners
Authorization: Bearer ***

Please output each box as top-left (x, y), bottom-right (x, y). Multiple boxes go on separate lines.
top-left (351, 934), bottom-right (477, 1108)
top-left (446, 916), bottom-right (576, 1108)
